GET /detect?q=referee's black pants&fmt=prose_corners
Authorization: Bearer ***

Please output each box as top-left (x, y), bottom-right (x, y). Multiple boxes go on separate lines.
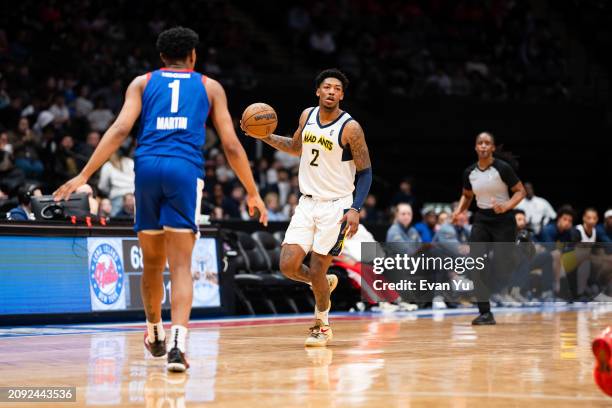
top-left (469, 210), bottom-right (517, 314)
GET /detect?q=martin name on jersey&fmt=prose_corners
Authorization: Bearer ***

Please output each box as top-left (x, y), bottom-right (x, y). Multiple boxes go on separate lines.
top-left (154, 72), bottom-right (193, 130)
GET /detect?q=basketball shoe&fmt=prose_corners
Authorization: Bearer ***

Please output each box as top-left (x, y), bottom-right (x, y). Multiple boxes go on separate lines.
top-left (305, 319), bottom-right (333, 347)
top-left (593, 327), bottom-right (612, 396)
top-left (472, 312), bottom-right (496, 325)
top-left (305, 275), bottom-right (337, 347)
top-left (309, 274), bottom-right (338, 293)
top-left (167, 347), bottom-right (190, 372)
top-left (144, 332), bottom-right (167, 358)
top-left (593, 327), bottom-right (612, 371)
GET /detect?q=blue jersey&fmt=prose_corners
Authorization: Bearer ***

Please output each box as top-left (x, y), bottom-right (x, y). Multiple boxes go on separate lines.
top-left (135, 68), bottom-right (210, 168)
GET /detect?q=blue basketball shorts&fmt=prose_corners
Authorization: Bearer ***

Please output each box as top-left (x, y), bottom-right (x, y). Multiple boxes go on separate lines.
top-left (134, 156), bottom-right (203, 233)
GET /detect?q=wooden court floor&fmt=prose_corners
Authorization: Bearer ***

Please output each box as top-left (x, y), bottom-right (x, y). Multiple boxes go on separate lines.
top-left (1, 307), bottom-right (612, 407)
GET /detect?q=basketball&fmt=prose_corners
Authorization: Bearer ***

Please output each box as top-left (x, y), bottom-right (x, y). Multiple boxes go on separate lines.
top-left (241, 103), bottom-right (278, 138)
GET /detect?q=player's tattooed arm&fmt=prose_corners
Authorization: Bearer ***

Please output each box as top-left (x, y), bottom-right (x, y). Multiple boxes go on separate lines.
top-left (339, 120), bottom-right (372, 239)
top-left (343, 120), bottom-right (371, 171)
top-left (259, 108), bottom-right (309, 156)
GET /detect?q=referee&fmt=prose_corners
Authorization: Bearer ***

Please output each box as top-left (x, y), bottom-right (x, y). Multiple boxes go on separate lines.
top-left (451, 132), bottom-right (526, 325)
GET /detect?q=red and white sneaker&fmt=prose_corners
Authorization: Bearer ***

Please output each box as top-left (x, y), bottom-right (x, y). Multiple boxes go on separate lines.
top-left (593, 327), bottom-right (612, 397)
top-left (593, 327), bottom-right (612, 371)
top-left (144, 332), bottom-right (167, 358)
top-left (304, 319), bottom-right (333, 347)
top-left (309, 274), bottom-right (339, 294)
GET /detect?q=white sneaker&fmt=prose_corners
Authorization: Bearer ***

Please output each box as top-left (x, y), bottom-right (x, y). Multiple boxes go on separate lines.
top-left (432, 295), bottom-right (447, 309)
top-left (371, 302), bottom-right (400, 313)
top-left (509, 287), bottom-right (529, 306)
top-left (594, 293), bottom-right (612, 303)
top-left (304, 319), bottom-right (333, 347)
top-left (500, 293), bottom-right (521, 308)
top-left (541, 290), bottom-right (568, 306)
top-left (309, 274), bottom-right (339, 293)
top-left (398, 301), bottom-right (418, 311)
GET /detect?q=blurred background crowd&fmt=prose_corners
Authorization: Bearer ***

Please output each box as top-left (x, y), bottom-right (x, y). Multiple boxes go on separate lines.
top-left (0, 0), bottom-right (610, 238)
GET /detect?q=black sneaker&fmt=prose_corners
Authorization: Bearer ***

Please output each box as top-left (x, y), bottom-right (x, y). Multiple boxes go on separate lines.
top-left (167, 347), bottom-right (190, 372)
top-left (472, 312), bottom-right (496, 325)
top-left (144, 332), bottom-right (167, 357)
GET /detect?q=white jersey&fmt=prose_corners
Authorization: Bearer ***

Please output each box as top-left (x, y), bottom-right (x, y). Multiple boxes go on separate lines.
top-left (575, 224), bottom-right (596, 242)
top-left (298, 107), bottom-right (356, 200)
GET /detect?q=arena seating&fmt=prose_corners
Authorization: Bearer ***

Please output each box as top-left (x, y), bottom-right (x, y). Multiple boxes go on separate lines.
top-left (232, 231), bottom-right (315, 315)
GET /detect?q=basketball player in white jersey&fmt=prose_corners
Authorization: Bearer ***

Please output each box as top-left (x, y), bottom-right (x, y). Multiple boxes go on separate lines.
top-left (242, 69), bottom-right (372, 346)
top-left (575, 207), bottom-right (598, 243)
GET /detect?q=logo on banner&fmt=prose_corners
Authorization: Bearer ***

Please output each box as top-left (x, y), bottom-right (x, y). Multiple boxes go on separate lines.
top-left (90, 244), bottom-right (124, 305)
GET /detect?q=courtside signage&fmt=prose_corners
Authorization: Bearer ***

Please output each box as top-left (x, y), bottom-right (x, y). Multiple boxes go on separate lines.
top-left (88, 238), bottom-right (127, 311)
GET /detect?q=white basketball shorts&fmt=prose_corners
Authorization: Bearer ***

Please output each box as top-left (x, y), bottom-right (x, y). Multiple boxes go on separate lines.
top-left (282, 194), bottom-right (353, 256)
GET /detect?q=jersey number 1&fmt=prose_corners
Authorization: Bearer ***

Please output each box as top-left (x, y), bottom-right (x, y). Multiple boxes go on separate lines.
top-left (168, 80), bottom-right (180, 113)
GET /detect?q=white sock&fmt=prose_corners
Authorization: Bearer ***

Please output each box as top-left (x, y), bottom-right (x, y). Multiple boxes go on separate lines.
top-left (315, 306), bottom-right (330, 326)
top-left (146, 320), bottom-right (165, 343)
top-left (168, 325), bottom-right (188, 353)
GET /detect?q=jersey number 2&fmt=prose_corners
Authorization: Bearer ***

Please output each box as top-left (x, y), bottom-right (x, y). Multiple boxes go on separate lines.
top-left (168, 80), bottom-right (180, 113)
top-left (310, 149), bottom-right (320, 166)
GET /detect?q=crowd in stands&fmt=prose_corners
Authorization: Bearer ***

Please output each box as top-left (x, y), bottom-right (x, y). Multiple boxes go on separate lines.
top-left (1, 1), bottom-right (610, 318)
top-left (381, 187), bottom-right (612, 307)
top-left (0, 0), bottom-right (266, 219)
top-left (0, 0), bottom-right (606, 235)
top-left (285, 0), bottom-right (570, 101)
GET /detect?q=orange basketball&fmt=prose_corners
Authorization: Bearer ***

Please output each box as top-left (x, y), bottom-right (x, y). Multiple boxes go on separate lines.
top-left (241, 103), bottom-right (278, 139)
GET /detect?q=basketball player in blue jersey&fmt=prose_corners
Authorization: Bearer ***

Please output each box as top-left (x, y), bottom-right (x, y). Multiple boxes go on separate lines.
top-left (54, 27), bottom-right (268, 372)
top-left (242, 69), bottom-right (372, 346)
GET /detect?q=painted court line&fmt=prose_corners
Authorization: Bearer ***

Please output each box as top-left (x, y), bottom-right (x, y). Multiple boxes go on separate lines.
top-left (0, 303), bottom-right (609, 339)
top-left (213, 388), bottom-right (610, 402)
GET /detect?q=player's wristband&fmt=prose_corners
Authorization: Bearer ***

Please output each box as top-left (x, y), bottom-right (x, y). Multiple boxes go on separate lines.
top-left (349, 207), bottom-right (360, 213)
top-left (351, 167), bottom-right (372, 211)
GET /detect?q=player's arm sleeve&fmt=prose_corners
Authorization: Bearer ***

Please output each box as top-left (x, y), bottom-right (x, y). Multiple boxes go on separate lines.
top-left (345, 120), bottom-right (372, 211)
top-left (352, 167), bottom-right (372, 211)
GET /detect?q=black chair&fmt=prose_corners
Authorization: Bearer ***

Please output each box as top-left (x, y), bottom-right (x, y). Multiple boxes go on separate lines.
top-left (233, 231), bottom-right (280, 314)
top-left (273, 230), bottom-right (285, 245)
top-left (235, 231), bottom-right (307, 314)
top-left (236, 231), bottom-right (270, 273)
top-left (252, 230), bottom-right (315, 313)
top-left (252, 231), bottom-right (281, 270)
top-left (219, 230), bottom-right (262, 315)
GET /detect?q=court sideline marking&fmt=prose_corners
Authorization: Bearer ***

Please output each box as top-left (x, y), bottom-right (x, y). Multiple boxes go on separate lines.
top-left (1, 303), bottom-right (609, 339)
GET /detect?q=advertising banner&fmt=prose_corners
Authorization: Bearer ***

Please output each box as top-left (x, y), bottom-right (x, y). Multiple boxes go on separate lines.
top-left (88, 238), bottom-right (127, 311)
